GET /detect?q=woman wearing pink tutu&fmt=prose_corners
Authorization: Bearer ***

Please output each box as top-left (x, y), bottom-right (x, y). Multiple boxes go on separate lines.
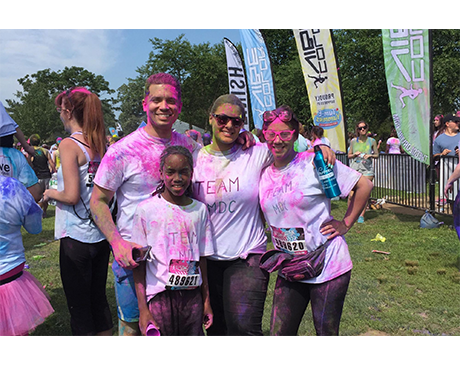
top-left (0, 176), bottom-right (54, 336)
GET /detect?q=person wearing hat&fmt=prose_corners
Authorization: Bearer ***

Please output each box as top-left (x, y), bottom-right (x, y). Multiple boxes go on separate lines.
top-left (433, 114), bottom-right (460, 158)
top-left (0, 102), bottom-right (42, 202)
top-left (0, 101), bottom-right (35, 157)
top-left (433, 113), bottom-right (460, 207)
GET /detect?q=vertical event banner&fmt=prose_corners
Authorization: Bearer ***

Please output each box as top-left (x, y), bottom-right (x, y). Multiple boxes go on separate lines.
top-left (239, 29), bottom-right (276, 129)
top-left (382, 29), bottom-right (430, 165)
top-left (224, 38), bottom-right (250, 130)
top-left (293, 29), bottom-right (346, 152)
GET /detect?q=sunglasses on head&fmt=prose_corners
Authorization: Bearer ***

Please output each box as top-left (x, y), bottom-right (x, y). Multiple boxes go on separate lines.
top-left (263, 109), bottom-right (293, 125)
top-left (59, 87), bottom-right (91, 109)
top-left (212, 113), bottom-right (244, 128)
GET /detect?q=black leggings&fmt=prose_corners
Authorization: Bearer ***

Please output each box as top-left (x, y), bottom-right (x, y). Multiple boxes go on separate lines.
top-left (206, 254), bottom-right (269, 336)
top-left (60, 237), bottom-right (113, 335)
top-left (270, 271), bottom-right (351, 336)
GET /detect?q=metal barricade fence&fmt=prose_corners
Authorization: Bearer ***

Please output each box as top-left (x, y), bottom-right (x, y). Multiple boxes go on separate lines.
top-left (336, 153), bottom-right (458, 216)
top-left (436, 155), bottom-right (459, 215)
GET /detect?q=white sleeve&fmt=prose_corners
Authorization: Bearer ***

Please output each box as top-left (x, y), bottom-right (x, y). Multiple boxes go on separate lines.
top-left (334, 161), bottom-right (362, 198)
top-left (131, 205), bottom-right (148, 248)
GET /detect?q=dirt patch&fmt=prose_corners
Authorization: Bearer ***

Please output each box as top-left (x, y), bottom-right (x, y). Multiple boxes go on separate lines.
top-left (382, 203), bottom-right (425, 217)
top-left (359, 329), bottom-right (390, 336)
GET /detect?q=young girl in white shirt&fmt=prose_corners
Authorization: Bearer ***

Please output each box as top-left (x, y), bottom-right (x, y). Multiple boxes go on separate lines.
top-left (132, 146), bottom-right (214, 336)
top-left (259, 105), bottom-right (373, 335)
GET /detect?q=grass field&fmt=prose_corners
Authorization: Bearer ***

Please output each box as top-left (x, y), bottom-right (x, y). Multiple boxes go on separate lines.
top-left (22, 201), bottom-right (460, 336)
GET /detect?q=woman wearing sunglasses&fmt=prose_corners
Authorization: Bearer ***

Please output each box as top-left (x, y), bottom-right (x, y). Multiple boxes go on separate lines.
top-left (192, 95), bottom-right (336, 335)
top-left (347, 121), bottom-right (378, 223)
top-left (259, 105), bottom-right (372, 335)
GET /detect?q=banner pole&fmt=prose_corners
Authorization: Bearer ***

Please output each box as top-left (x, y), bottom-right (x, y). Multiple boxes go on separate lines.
top-left (428, 29), bottom-right (435, 212)
top-left (259, 30), bottom-right (278, 107)
top-left (330, 29), bottom-right (350, 163)
top-left (224, 37), bottom-right (251, 130)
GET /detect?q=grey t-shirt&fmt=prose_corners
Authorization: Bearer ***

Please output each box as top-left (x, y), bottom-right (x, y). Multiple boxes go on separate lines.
top-left (433, 133), bottom-right (460, 156)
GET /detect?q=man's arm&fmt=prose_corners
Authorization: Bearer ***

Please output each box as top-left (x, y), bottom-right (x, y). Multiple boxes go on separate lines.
top-left (46, 150), bottom-right (56, 173)
top-left (89, 184), bottom-right (140, 269)
top-left (27, 182), bottom-right (43, 202)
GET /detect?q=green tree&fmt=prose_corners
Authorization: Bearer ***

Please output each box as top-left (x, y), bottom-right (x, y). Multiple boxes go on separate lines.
top-left (116, 29), bottom-right (460, 141)
top-left (332, 29), bottom-right (391, 138)
top-left (261, 30), bottom-right (312, 126)
top-left (117, 34), bottom-right (228, 134)
top-left (431, 29), bottom-right (460, 114)
top-left (263, 29), bottom-right (391, 130)
top-left (5, 66), bottom-right (115, 142)
top-left (116, 76), bottom-right (146, 134)
top-left (333, 29), bottom-right (460, 141)
top-left (262, 29), bottom-right (460, 144)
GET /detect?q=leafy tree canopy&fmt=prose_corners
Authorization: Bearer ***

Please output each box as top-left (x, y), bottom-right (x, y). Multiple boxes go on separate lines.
top-left (117, 34), bottom-right (228, 134)
top-left (6, 66), bottom-right (115, 142)
top-left (11, 30), bottom-right (458, 146)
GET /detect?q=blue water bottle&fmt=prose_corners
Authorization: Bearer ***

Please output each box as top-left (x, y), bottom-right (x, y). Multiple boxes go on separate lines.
top-left (313, 145), bottom-right (341, 198)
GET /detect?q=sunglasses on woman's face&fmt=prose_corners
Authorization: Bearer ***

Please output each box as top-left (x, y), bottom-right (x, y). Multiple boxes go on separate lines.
top-left (358, 126), bottom-right (368, 131)
top-left (263, 129), bottom-right (296, 142)
top-left (212, 113), bottom-right (244, 128)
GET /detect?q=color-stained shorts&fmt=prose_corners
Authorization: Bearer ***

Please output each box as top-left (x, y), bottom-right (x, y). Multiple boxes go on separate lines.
top-left (112, 260), bottom-right (139, 322)
top-left (350, 159), bottom-right (374, 177)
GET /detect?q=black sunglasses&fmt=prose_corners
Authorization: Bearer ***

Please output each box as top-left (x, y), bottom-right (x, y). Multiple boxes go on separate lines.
top-left (212, 114), bottom-right (244, 128)
top-left (358, 126), bottom-right (368, 131)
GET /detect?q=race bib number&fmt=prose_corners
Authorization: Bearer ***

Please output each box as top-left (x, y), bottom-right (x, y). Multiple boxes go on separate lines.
top-left (271, 226), bottom-right (308, 255)
top-left (86, 161), bottom-right (100, 187)
top-left (166, 259), bottom-right (200, 290)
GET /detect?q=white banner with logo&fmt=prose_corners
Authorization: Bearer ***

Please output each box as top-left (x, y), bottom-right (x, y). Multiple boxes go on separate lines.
top-left (224, 38), bottom-right (250, 130)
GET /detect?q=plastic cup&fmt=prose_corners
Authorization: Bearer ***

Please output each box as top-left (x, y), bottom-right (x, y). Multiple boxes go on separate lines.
top-left (145, 322), bottom-right (160, 336)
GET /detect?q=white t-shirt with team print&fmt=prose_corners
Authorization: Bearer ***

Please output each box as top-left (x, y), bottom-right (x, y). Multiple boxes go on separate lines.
top-left (192, 142), bottom-right (273, 261)
top-left (259, 151), bottom-right (361, 284)
top-left (132, 195), bottom-right (215, 301)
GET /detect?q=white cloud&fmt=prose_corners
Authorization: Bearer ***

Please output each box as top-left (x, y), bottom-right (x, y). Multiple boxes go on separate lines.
top-left (0, 29), bottom-right (122, 103)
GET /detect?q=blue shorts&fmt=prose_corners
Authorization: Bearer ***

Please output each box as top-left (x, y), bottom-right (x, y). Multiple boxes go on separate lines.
top-left (112, 260), bottom-right (139, 322)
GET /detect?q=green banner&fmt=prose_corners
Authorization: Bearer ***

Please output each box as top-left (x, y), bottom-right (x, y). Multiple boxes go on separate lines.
top-left (382, 29), bottom-right (430, 165)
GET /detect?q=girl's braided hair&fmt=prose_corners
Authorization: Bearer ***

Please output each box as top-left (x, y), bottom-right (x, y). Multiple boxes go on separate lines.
top-left (152, 145), bottom-right (194, 198)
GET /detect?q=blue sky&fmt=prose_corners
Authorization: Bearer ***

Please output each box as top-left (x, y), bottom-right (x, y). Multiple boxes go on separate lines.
top-left (0, 29), bottom-right (242, 104)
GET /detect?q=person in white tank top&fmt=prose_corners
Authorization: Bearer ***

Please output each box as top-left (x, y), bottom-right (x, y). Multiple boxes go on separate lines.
top-left (42, 87), bottom-right (113, 336)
